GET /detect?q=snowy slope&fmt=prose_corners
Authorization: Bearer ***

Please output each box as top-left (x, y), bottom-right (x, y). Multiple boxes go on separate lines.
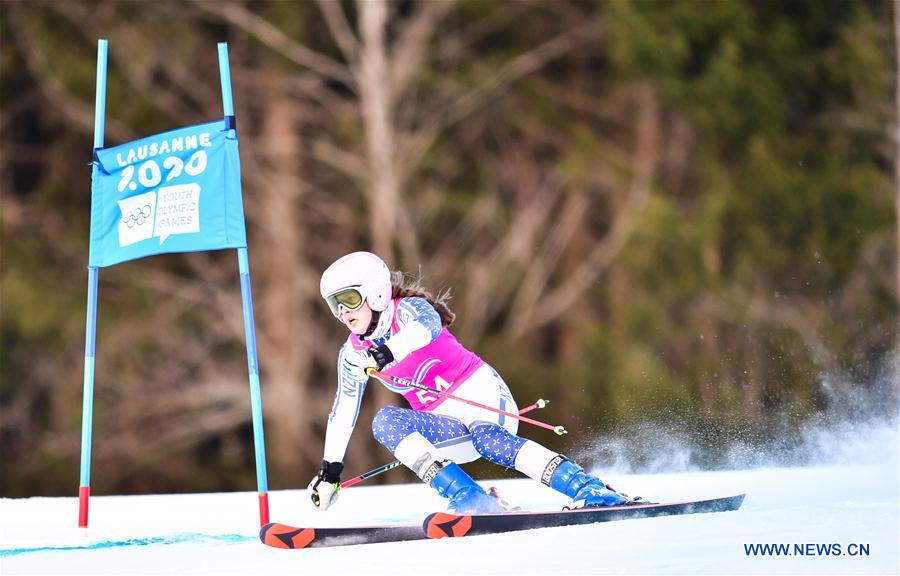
top-left (2, 425), bottom-right (897, 575)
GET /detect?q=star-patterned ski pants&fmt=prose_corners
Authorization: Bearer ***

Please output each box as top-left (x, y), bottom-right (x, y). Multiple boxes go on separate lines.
top-left (372, 405), bottom-right (528, 468)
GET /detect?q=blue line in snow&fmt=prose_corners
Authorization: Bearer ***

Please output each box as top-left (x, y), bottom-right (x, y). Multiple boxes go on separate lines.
top-left (0, 533), bottom-right (254, 556)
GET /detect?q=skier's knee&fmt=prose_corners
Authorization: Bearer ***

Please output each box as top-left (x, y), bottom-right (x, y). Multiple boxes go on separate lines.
top-left (470, 422), bottom-right (525, 468)
top-left (372, 405), bottom-right (415, 447)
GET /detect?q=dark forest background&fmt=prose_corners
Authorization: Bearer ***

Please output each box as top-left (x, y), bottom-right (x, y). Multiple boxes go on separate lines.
top-left (1, 0), bottom-right (898, 497)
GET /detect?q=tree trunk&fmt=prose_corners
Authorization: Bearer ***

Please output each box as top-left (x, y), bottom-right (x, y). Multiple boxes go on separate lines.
top-left (255, 94), bottom-right (311, 481)
top-left (357, 0), bottom-right (399, 260)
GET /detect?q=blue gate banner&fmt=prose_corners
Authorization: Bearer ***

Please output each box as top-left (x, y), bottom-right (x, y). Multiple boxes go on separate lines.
top-left (88, 120), bottom-right (247, 267)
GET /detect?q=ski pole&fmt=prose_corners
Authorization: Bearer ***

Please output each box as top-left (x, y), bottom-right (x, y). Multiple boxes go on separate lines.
top-left (341, 459), bottom-right (402, 489)
top-left (341, 398), bottom-right (553, 488)
top-left (517, 398), bottom-right (549, 415)
top-left (366, 369), bottom-right (567, 435)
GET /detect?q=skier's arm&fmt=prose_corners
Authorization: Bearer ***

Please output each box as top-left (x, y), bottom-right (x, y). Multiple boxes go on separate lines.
top-left (379, 297), bottom-right (442, 362)
top-left (309, 344), bottom-right (368, 510)
top-left (323, 343), bottom-right (368, 463)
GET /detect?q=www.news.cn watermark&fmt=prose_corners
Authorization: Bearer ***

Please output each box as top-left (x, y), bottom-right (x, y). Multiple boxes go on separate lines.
top-left (744, 543), bottom-right (871, 557)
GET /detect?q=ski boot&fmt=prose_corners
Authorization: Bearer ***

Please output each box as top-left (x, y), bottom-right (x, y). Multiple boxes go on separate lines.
top-left (430, 461), bottom-right (505, 514)
top-left (546, 457), bottom-right (628, 509)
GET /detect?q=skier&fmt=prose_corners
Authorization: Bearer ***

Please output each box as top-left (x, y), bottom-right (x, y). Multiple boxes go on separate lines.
top-left (308, 251), bottom-right (632, 514)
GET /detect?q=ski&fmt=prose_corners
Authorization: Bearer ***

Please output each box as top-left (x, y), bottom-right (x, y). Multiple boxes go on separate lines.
top-left (259, 521), bottom-right (426, 549)
top-left (260, 494), bottom-right (745, 548)
top-left (423, 494), bottom-right (746, 539)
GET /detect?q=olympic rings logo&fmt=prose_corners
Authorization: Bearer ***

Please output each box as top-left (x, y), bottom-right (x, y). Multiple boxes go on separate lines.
top-left (122, 204), bottom-right (152, 228)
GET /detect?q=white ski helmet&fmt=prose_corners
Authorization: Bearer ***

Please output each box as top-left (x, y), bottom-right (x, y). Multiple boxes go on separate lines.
top-left (320, 251), bottom-right (393, 317)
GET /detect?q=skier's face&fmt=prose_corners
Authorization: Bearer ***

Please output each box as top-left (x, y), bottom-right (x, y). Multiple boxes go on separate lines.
top-left (340, 301), bottom-right (373, 335)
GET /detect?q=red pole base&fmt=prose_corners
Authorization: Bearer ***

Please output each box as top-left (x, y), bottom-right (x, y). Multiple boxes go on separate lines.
top-left (258, 492), bottom-right (269, 526)
top-left (78, 486), bottom-right (90, 528)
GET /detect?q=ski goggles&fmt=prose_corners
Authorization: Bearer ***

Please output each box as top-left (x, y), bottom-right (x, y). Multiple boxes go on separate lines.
top-left (324, 287), bottom-right (365, 317)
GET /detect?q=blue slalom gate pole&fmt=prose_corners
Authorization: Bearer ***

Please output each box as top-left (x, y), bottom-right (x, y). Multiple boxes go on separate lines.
top-left (79, 38), bottom-right (107, 528)
top-left (218, 42), bottom-right (270, 526)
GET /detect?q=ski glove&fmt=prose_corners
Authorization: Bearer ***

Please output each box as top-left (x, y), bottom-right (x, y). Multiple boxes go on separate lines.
top-left (340, 349), bottom-right (377, 382)
top-left (308, 460), bottom-right (344, 510)
top-left (368, 344), bottom-right (394, 371)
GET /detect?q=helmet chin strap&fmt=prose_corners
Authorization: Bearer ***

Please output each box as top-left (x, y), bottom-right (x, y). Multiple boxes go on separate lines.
top-left (359, 300), bottom-right (394, 340)
top-left (361, 311), bottom-right (381, 339)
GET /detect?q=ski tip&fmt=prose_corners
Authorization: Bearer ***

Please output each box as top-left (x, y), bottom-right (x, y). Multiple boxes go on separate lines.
top-left (423, 512), bottom-right (473, 539)
top-left (259, 523), bottom-right (316, 549)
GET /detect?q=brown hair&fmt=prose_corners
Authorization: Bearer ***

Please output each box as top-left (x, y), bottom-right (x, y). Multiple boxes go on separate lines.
top-left (390, 270), bottom-right (456, 327)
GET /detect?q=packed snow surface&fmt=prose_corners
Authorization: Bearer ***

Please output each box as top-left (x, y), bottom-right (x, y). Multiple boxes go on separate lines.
top-left (2, 423), bottom-right (897, 575)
